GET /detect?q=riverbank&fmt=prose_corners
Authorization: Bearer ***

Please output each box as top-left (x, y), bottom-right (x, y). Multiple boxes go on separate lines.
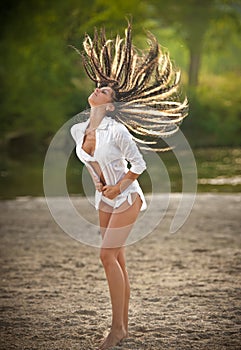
top-left (1, 147), bottom-right (241, 199)
top-left (0, 194), bottom-right (241, 349)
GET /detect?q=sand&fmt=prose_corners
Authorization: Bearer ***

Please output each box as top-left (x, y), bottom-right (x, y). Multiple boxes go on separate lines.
top-left (0, 193), bottom-right (241, 350)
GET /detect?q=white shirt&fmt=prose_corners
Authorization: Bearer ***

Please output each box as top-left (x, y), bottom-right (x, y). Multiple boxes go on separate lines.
top-left (70, 116), bottom-right (147, 210)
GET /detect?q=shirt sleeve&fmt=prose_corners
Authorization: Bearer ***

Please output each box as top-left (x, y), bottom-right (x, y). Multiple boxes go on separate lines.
top-left (114, 123), bottom-right (146, 175)
top-left (70, 124), bottom-right (81, 144)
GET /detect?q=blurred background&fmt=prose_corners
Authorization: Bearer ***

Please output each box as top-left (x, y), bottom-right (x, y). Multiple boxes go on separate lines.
top-left (0, 0), bottom-right (241, 198)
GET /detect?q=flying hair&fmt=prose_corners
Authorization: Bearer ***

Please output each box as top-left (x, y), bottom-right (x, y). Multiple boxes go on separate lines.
top-left (73, 22), bottom-right (189, 151)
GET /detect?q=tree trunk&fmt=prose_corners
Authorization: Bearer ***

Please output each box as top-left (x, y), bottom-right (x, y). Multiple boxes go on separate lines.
top-left (188, 46), bottom-right (202, 87)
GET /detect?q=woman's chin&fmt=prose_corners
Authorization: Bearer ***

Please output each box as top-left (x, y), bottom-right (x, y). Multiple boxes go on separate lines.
top-left (88, 98), bottom-right (97, 107)
top-left (88, 95), bottom-right (93, 104)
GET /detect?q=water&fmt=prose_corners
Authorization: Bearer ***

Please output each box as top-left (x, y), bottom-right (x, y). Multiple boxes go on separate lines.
top-left (0, 148), bottom-right (240, 199)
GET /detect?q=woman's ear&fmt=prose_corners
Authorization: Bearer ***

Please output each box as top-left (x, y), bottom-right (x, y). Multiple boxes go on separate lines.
top-left (106, 103), bottom-right (115, 112)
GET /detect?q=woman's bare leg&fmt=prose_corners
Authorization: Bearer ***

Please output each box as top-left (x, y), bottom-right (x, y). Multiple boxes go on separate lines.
top-left (99, 194), bottom-right (142, 350)
top-left (99, 203), bottom-right (130, 339)
top-left (99, 246), bottom-right (126, 350)
top-left (117, 247), bottom-right (130, 335)
top-left (99, 200), bottom-right (113, 238)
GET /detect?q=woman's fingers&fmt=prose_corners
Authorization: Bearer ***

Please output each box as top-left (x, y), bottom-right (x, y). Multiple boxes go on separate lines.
top-left (102, 185), bottom-right (119, 199)
top-left (95, 182), bottom-right (103, 192)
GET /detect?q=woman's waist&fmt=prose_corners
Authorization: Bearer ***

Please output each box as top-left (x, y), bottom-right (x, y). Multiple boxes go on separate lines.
top-left (101, 169), bottom-right (128, 186)
top-left (95, 180), bottom-right (144, 209)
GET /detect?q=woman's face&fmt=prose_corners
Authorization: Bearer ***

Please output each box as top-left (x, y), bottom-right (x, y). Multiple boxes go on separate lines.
top-left (88, 86), bottom-right (114, 107)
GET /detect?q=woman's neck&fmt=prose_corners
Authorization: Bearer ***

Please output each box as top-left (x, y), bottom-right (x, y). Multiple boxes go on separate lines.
top-left (89, 106), bottom-right (106, 129)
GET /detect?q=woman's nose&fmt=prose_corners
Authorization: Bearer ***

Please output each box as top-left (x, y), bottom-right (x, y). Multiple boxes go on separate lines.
top-left (95, 88), bottom-right (100, 93)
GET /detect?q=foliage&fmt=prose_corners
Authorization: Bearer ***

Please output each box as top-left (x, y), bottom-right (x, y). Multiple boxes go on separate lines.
top-left (0, 0), bottom-right (92, 144)
top-left (184, 73), bottom-right (241, 147)
top-left (0, 0), bottom-right (240, 151)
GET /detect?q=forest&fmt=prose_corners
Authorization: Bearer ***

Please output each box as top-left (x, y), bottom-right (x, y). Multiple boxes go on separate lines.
top-left (0, 0), bottom-right (241, 197)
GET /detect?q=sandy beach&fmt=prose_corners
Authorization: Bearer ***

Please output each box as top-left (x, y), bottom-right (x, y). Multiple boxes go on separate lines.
top-left (0, 193), bottom-right (240, 350)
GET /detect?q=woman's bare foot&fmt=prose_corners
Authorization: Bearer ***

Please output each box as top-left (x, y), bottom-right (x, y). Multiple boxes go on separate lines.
top-left (99, 328), bottom-right (127, 350)
top-left (124, 323), bottom-right (128, 338)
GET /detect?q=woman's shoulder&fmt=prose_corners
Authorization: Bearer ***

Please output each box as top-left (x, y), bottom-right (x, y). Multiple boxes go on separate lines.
top-left (70, 119), bottom-right (89, 141)
top-left (110, 119), bottom-right (133, 143)
top-left (111, 119), bottom-right (129, 134)
top-left (71, 120), bottom-right (88, 131)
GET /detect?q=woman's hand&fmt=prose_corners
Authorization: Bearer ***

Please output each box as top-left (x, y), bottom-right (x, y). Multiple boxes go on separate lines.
top-left (95, 182), bottom-right (104, 192)
top-left (102, 185), bottom-right (120, 200)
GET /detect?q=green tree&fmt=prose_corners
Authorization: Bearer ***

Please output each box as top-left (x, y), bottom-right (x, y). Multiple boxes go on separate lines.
top-left (1, 0), bottom-right (240, 150)
top-left (0, 0), bottom-right (95, 146)
top-left (148, 0), bottom-right (241, 86)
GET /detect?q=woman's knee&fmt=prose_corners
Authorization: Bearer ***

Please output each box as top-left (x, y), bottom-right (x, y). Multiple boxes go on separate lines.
top-left (100, 248), bottom-right (117, 267)
top-left (117, 249), bottom-right (126, 269)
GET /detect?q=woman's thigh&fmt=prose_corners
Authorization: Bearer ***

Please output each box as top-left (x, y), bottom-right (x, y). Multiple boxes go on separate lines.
top-left (101, 193), bottom-right (142, 248)
top-left (99, 200), bottom-right (113, 239)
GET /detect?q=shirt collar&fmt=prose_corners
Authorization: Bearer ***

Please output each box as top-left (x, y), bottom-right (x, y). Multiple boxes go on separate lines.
top-left (97, 116), bottom-right (113, 130)
top-left (77, 116), bottom-right (113, 135)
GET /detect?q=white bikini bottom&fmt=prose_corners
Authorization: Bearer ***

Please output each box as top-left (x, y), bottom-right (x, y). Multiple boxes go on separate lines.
top-left (95, 180), bottom-right (147, 211)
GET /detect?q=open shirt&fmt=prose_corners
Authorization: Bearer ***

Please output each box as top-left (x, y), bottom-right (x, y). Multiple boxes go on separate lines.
top-left (70, 116), bottom-right (147, 210)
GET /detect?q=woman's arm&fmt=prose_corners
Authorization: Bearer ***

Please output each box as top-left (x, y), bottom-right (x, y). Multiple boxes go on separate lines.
top-left (102, 123), bottom-right (146, 200)
top-left (102, 170), bottom-right (139, 199)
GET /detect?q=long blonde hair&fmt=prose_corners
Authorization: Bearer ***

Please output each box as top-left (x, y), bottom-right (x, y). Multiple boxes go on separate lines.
top-left (73, 22), bottom-right (188, 151)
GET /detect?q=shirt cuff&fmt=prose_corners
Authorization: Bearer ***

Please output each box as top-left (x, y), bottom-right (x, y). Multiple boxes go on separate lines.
top-left (130, 162), bottom-right (147, 175)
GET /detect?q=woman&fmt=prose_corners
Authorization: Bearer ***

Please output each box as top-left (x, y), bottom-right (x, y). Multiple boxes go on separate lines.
top-left (71, 85), bottom-right (146, 349)
top-left (71, 23), bottom-right (188, 349)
